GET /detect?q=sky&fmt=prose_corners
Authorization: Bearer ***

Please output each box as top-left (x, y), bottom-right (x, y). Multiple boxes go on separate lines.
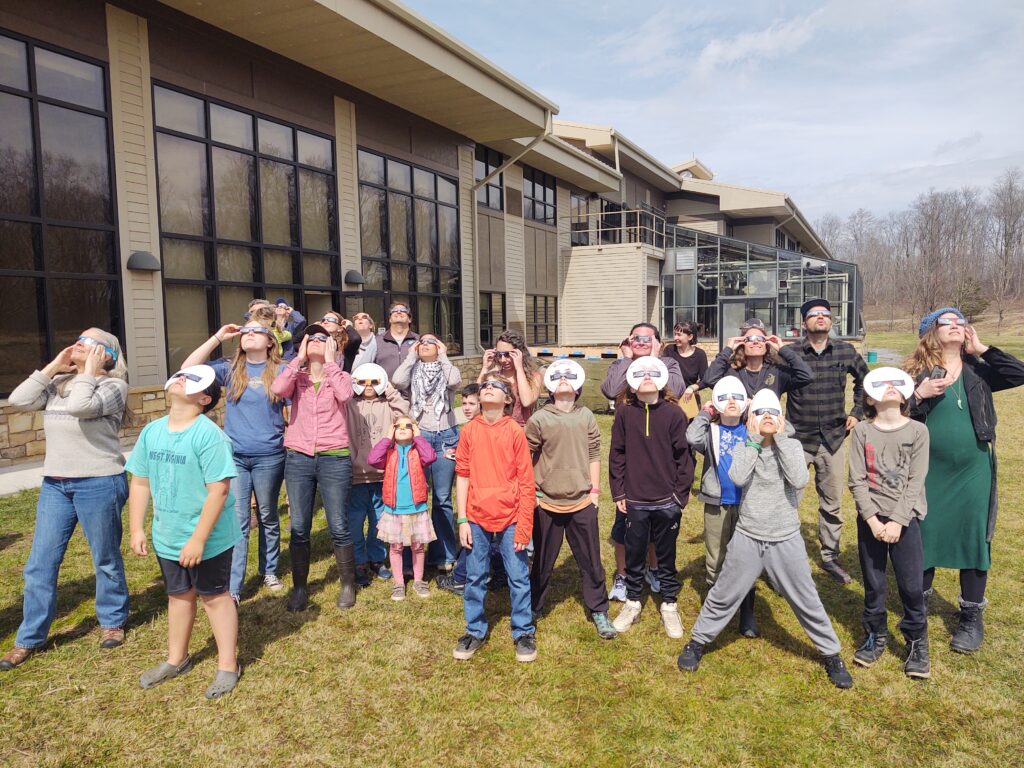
top-left (402, 0), bottom-right (1024, 220)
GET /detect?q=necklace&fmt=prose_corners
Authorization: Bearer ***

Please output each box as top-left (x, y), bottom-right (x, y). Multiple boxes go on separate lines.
top-left (951, 375), bottom-right (964, 410)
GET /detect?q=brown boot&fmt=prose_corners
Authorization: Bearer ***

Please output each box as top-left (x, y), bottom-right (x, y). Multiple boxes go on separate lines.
top-left (0, 646), bottom-right (34, 671)
top-left (100, 628), bottom-right (126, 650)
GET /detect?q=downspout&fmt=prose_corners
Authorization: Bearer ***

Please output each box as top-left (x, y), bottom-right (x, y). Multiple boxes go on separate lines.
top-left (469, 109), bottom-right (552, 354)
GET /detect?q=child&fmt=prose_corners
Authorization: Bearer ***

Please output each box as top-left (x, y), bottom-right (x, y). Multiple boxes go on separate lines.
top-left (686, 377), bottom-right (759, 637)
top-left (368, 417), bottom-right (437, 600)
top-left (848, 367), bottom-right (930, 678)
top-left (452, 373), bottom-right (537, 662)
top-left (526, 360), bottom-right (616, 639)
top-left (677, 389), bottom-right (854, 689)
top-left (610, 357), bottom-right (694, 638)
top-left (127, 365), bottom-right (243, 699)
top-left (346, 363), bottom-right (409, 587)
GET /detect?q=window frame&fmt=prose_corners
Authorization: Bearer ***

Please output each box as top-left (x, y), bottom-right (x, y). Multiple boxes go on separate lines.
top-left (479, 291), bottom-right (506, 349)
top-left (0, 28), bottom-right (122, 397)
top-left (526, 294), bottom-right (558, 346)
top-left (474, 145), bottom-right (503, 211)
top-left (522, 164), bottom-right (556, 226)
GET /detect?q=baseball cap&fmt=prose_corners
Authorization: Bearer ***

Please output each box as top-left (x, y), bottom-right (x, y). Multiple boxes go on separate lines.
top-left (800, 298), bottom-right (831, 319)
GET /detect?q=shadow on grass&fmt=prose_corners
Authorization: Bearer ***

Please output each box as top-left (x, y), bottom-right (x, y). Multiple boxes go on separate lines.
top-left (0, 532), bottom-right (23, 552)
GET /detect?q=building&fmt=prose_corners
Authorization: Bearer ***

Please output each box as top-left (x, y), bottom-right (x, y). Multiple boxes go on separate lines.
top-left (0, 0), bottom-right (859, 466)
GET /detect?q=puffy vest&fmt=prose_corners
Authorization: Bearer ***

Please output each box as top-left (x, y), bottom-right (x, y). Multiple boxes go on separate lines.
top-left (382, 444), bottom-right (429, 509)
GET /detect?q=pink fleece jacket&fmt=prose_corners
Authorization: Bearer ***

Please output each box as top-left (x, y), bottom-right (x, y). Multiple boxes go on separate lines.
top-left (271, 358), bottom-right (352, 454)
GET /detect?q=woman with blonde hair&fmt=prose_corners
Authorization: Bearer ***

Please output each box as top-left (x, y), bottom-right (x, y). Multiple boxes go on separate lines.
top-left (2, 329), bottom-right (132, 670)
top-left (905, 308), bottom-right (1024, 653)
top-left (182, 318), bottom-right (288, 603)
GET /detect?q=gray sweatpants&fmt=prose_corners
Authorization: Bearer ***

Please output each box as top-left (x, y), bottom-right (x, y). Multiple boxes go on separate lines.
top-left (690, 530), bottom-right (841, 656)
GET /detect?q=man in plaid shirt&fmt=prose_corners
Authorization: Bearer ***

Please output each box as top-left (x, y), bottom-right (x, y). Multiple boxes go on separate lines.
top-left (785, 298), bottom-right (869, 585)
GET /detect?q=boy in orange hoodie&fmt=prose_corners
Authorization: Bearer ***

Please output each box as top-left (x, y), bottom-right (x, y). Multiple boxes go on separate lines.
top-left (453, 373), bottom-right (537, 662)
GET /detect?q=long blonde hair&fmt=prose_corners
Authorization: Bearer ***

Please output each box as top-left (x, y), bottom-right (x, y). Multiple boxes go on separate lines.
top-left (903, 327), bottom-right (960, 377)
top-left (227, 320), bottom-right (283, 404)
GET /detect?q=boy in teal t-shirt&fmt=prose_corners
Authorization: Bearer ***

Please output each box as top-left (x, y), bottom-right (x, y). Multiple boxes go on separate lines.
top-left (127, 364), bottom-right (242, 699)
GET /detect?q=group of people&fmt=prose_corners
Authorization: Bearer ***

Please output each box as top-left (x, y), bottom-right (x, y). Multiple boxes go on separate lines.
top-left (2, 295), bottom-right (1020, 697)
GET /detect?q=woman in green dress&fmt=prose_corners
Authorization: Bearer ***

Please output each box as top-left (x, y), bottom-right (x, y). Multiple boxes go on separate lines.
top-left (906, 308), bottom-right (1024, 653)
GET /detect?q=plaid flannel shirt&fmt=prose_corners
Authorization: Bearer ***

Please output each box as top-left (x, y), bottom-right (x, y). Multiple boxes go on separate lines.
top-left (785, 338), bottom-right (869, 454)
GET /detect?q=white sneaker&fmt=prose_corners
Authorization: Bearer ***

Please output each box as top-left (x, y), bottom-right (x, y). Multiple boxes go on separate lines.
top-left (613, 599), bottom-right (643, 633)
top-left (644, 568), bottom-right (661, 594)
top-left (609, 574), bottom-right (627, 602)
top-left (660, 601), bottom-right (684, 639)
top-left (263, 574), bottom-right (285, 592)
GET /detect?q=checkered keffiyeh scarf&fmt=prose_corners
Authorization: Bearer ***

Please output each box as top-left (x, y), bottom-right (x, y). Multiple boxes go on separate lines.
top-left (411, 361), bottom-right (449, 422)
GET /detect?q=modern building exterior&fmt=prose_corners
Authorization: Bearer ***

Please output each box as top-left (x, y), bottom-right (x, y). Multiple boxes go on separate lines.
top-left (0, 0), bottom-right (859, 466)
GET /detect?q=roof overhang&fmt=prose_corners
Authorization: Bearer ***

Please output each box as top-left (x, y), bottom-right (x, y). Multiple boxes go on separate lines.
top-left (157, 0), bottom-right (558, 143)
top-left (671, 158), bottom-right (713, 180)
top-left (490, 135), bottom-right (621, 193)
top-left (680, 179), bottom-right (830, 257)
top-left (552, 120), bottom-right (682, 192)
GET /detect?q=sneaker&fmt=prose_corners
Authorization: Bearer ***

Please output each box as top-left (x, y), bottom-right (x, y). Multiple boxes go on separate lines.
top-left (821, 559), bottom-right (852, 585)
top-left (823, 654), bottom-right (854, 689)
top-left (436, 573), bottom-right (466, 595)
top-left (262, 574), bottom-right (285, 592)
top-left (660, 602), bottom-right (684, 639)
top-left (412, 580), bottom-right (430, 598)
top-left (514, 634), bottom-right (538, 663)
top-left (645, 568), bottom-right (661, 594)
top-left (608, 574), bottom-right (627, 602)
top-left (391, 584), bottom-right (406, 601)
top-left (612, 599), bottom-right (642, 633)
top-left (376, 563), bottom-right (392, 581)
top-left (100, 628), bottom-right (125, 650)
top-left (354, 566), bottom-right (371, 588)
top-left (453, 633), bottom-right (485, 660)
top-left (853, 632), bottom-right (888, 667)
top-left (903, 637), bottom-right (931, 679)
top-left (592, 611), bottom-right (618, 640)
top-left (677, 640), bottom-right (705, 672)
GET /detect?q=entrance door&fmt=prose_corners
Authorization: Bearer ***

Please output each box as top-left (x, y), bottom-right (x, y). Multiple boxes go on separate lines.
top-left (718, 298), bottom-right (775, 348)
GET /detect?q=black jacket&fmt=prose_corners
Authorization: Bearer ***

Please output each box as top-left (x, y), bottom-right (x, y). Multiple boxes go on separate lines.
top-left (703, 343), bottom-right (814, 398)
top-left (609, 398), bottom-right (694, 508)
top-left (909, 346), bottom-right (1024, 541)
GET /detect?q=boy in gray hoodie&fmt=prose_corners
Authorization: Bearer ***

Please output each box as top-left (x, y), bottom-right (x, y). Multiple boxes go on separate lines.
top-left (677, 389), bottom-right (854, 689)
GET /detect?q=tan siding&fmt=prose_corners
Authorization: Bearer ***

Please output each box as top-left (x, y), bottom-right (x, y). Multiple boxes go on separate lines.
top-left (107, 5), bottom-right (167, 384)
top-left (560, 245), bottom-right (645, 346)
top-left (504, 164), bottom-right (526, 333)
top-left (333, 97), bottom-right (361, 278)
top-left (647, 257), bottom-right (661, 286)
top-left (457, 144), bottom-right (479, 354)
top-left (556, 184), bottom-right (571, 345)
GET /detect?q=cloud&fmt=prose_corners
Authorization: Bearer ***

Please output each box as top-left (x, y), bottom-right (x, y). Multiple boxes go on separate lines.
top-left (933, 131), bottom-right (983, 159)
top-left (694, 9), bottom-right (824, 77)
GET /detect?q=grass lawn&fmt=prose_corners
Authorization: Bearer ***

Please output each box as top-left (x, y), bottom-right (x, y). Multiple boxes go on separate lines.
top-left (2, 331), bottom-right (1023, 767)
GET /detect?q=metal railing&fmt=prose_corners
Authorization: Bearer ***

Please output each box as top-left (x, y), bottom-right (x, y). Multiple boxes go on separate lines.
top-left (565, 206), bottom-right (667, 248)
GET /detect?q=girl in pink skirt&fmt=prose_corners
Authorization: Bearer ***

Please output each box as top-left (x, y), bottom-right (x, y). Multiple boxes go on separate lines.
top-left (368, 418), bottom-right (437, 600)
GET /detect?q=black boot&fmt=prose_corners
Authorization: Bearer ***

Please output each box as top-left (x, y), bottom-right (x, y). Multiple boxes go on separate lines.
top-left (738, 588), bottom-right (759, 638)
top-left (287, 542), bottom-right (311, 612)
top-left (950, 597), bottom-right (985, 654)
top-left (853, 630), bottom-right (888, 667)
top-left (903, 636), bottom-right (930, 679)
top-left (334, 544), bottom-right (357, 610)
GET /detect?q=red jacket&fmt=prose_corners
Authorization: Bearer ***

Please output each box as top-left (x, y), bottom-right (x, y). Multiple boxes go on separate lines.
top-left (368, 436), bottom-right (436, 510)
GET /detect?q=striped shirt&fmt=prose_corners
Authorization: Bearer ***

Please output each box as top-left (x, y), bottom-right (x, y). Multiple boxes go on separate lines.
top-left (785, 338), bottom-right (869, 454)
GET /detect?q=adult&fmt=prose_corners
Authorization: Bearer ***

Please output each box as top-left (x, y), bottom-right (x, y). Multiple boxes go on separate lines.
top-left (2, 330), bottom-right (131, 670)
top-left (376, 302), bottom-right (420, 382)
top-left (661, 320), bottom-right (708, 405)
top-left (272, 298), bottom-right (306, 361)
top-left (182, 317), bottom-right (288, 604)
top-left (600, 322), bottom-right (684, 601)
top-left (318, 310), bottom-right (375, 373)
top-left (479, 328), bottom-right (543, 426)
top-left (271, 324), bottom-right (356, 611)
top-left (600, 323), bottom-right (685, 401)
top-left (392, 333), bottom-right (462, 570)
top-left (245, 299), bottom-right (288, 357)
top-left (784, 298), bottom-right (869, 585)
top-left (703, 317), bottom-right (814, 399)
top-left (906, 308), bottom-right (1024, 653)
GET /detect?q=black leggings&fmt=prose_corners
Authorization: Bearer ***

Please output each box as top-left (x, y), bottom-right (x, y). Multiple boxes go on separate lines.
top-left (923, 567), bottom-right (988, 603)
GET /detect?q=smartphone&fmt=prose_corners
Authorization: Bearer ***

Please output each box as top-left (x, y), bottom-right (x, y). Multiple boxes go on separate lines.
top-left (928, 365), bottom-right (947, 380)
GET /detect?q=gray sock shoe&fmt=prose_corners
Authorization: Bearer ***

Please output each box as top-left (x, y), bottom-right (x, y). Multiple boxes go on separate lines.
top-left (140, 656), bottom-right (193, 689)
top-left (205, 666), bottom-right (241, 699)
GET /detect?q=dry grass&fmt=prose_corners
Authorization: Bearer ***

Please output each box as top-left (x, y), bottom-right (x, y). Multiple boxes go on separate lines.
top-left (1, 332), bottom-right (1023, 767)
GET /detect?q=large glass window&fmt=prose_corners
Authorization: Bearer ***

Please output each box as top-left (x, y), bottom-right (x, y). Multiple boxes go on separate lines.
top-left (475, 145), bottom-right (503, 211)
top-left (522, 165), bottom-right (556, 226)
top-left (527, 294), bottom-right (557, 346)
top-left (357, 148), bottom-right (461, 353)
top-left (479, 292), bottom-right (505, 349)
top-left (0, 32), bottom-right (120, 397)
top-left (154, 84), bottom-right (339, 372)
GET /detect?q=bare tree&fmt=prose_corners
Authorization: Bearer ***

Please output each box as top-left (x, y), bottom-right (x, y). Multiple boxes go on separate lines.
top-left (987, 168), bottom-right (1024, 334)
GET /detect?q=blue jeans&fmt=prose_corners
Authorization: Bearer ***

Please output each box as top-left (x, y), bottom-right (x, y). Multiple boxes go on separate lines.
top-left (285, 451), bottom-right (352, 547)
top-left (452, 541), bottom-right (506, 585)
top-left (16, 475), bottom-right (130, 649)
top-left (229, 451), bottom-right (285, 596)
top-left (422, 427), bottom-right (458, 566)
top-left (464, 522), bottom-right (534, 641)
top-left (348, 482), bottom-right (387, 564)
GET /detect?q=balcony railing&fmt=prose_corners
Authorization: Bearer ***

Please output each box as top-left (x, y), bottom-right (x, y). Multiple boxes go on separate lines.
top-left (565, 206), bottom-right (667, 248)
